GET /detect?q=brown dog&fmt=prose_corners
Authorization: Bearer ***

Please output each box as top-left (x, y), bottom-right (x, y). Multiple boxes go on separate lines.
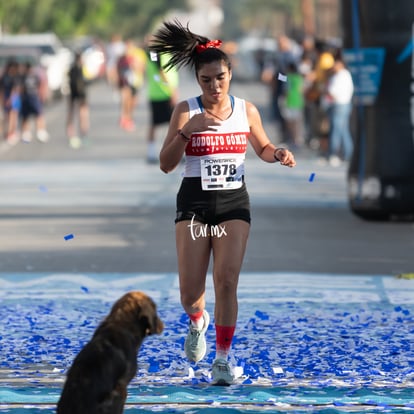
top-left (57, 291), bottom-right (164, 414)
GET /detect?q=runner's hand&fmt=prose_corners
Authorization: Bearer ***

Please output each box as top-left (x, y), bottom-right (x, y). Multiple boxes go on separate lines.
top-left (275, 148), bottom-right (296, 167)
top-left (183, 112), bottom-right (222, 134)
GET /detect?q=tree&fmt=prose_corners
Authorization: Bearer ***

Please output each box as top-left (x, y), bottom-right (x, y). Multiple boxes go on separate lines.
top-left (0, 0), bottom-right (186, 40)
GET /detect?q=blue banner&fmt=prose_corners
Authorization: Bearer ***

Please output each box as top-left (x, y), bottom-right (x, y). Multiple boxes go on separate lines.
top-left (343, 47), bottom-right (386, 105)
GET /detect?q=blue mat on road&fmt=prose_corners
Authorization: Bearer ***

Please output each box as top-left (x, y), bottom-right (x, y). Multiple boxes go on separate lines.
top-left (0, 272), bottom-right (414, 412)
top-left (1, 385), bottom-right (414, 412)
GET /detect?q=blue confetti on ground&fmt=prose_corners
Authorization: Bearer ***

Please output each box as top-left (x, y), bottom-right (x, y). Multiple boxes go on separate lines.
top-left (1, 299), bottom-right (413, 387)
top-left (63, 234), bottom-right (74, 241)
top-left (0, 273), bottom-right (413, 412)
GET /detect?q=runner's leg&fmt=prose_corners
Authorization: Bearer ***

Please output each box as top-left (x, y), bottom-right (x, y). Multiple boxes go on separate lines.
top-left (176, 220), bottom-right (211, 315)
top-left (211, 219), bottom-right (249, 380)
top-left (212, 219), bottom-right (249, 327)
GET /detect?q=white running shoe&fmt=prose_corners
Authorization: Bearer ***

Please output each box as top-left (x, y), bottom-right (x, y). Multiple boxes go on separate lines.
top-left (69, 136), bottom-right (82, 149)
top-left (36, 129), bottom-right (50, 143)
top-left (184, 310), bottom-right (210, 363)
top-left (329, 155), bottom-right (342, 167)
top-left (211, 358), bottom-right (234, 386)
top-left (147, 142), bottom-right (158, 164)
top-left (21, 131), bottom-right (32, 143)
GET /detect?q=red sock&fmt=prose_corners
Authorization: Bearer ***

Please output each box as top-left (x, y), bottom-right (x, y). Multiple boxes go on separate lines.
top-left (215, 325), bottom-right (235, 358)
top-left (188, 310), bottom-right (204, 328)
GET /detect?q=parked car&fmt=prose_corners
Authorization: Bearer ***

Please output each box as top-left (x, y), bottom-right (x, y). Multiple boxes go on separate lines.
top-left (0, 32), bottom-right (72, 98)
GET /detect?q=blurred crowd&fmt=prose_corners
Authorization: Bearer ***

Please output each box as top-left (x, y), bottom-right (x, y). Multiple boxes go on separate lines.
top-left (260, 34), bottom-right (354, 166)
top-left (0, 32), bottom-right (179, 162)
top-left (0, 59), bottom-right (50, 145)
top-left (0, 30), bottom-right (354, 166)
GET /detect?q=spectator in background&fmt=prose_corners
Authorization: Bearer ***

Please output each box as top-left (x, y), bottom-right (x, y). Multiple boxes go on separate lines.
top-left (323, 51), bottom-right (354, 166)
top-left (67, 52), bottom-right (89, 149)
top-left (117, 46), bottom-right (135, 131)
top-left (20, 62), bottom-right (49, 143)
top-left (282, 62), bottom-right (305, 149)
top-left (305, 49), bottom-right (335, 154)
top-left (106, 34), bottom-right (125, 100)
top-left (261, 35), bottom-right (301, 144)
top-left (298, 36), bottom-right (318, 147)
top-left (0, 59), bottom-right (22, 145)
top-left (127, 39), bottom-right (147, 91)
top-left (300, 35), bottom-right (318, 69)
top-left (117, 40), bottom-right (146, 132)
top-left (145, 49), bottom-right (179, 163)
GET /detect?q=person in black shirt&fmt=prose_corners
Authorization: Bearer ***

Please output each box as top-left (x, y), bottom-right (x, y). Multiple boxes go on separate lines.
top-left (20, 62), bottom-right (49, 143)
top-left (67, 52), bottom-right (89, 149)
top-left (0, 59), bottom-right (22, 144)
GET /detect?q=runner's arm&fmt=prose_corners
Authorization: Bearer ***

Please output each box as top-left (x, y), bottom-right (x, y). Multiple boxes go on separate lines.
top-left (246, 101), bottom-right (296, 167)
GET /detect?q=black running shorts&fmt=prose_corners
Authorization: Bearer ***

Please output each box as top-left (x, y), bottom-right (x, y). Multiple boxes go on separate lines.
top-left (175, 177), bottom-right (251, 225)
top-left (151, 99), bottom-right (173, 126)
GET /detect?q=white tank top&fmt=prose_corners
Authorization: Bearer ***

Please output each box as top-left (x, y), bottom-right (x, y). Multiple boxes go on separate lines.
top-left (183, 95), bottom-right (250, 190)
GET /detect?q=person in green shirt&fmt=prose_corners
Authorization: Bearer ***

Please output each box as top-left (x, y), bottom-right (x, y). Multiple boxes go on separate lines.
top-left (283, 62), bottom-right (304, 148)
top-left (146, 51), bottom-right (179, 163)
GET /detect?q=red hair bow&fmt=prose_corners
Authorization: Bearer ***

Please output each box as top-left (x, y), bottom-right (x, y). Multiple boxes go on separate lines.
top-left (196, 39), bottom-right (223, 53)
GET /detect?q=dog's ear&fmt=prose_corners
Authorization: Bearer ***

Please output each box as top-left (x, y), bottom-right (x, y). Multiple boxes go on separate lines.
top-left (141, 314), bottom-right (154, 336)
top-left (113, 292), bottom-right (163, 336)
top-left (138, 303), bottom-right (164, 336)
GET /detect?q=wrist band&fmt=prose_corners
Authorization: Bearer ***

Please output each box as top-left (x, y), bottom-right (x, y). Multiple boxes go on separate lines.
top-left (178, 129), bottom-right (191, 142)
top-left (274, 148), bottom-right (283, 161)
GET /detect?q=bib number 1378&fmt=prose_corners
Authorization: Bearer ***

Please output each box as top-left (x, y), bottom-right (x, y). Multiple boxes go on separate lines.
top-left (200, 156), bottom-right (242, 190)
top-left (205, 163), bottom-right (237, 177)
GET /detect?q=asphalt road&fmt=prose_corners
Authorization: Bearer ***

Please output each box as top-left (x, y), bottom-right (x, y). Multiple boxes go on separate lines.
top-left (0, 75), bottom-right (413, 275)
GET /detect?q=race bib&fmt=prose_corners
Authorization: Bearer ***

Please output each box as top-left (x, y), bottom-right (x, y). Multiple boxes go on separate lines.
top-left (200, 154), bottom-right (244, 190)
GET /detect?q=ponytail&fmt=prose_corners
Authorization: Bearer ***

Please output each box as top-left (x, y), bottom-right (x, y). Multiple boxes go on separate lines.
top-left (149, 19), bottom-right (231, 74)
